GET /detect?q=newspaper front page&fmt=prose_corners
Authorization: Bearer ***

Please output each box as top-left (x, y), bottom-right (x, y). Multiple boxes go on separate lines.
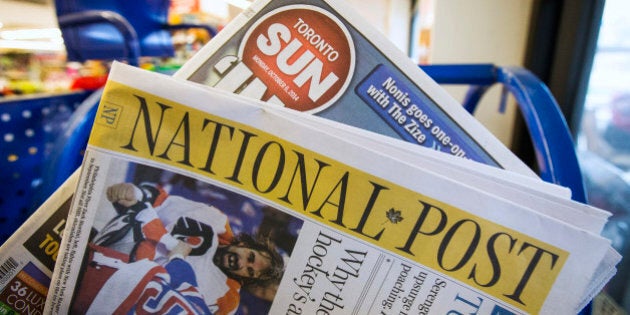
top-left (45, 64), bottom-right (618, 314)
top-left (175, 0), bottom-right (536, 177)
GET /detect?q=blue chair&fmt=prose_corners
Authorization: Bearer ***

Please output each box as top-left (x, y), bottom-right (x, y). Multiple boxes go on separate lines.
top-left (55, 0), bottom-right (217, 66)
top-left (420, 64), bottom-right (587, 204)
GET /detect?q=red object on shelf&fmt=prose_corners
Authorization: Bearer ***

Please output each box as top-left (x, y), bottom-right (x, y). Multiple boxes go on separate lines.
top-left (70, 75), bottom-right (108, 91)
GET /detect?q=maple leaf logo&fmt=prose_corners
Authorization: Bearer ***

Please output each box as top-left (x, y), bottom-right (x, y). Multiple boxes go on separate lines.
top-left (385, 208), bottom-right (404, 224)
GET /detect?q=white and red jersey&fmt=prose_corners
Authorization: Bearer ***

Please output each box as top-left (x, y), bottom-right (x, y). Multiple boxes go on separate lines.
top-left (86, 188), bottom-right (242, 315)
top-left (85, 249), bottom-right (211, 314)
top-left (150, 195), bottom-right (241, 315)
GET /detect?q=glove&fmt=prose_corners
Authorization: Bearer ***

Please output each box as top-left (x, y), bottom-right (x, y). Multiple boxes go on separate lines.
top-left (171, 217), bottom-right (215, 256)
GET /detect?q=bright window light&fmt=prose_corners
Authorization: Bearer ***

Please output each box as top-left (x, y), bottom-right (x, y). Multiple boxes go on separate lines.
top-left (0, 39), bottom-right (64, 51)
top-left (0, 27), bottom-right (64, 51)
top-left (223, 0), bottom-right (252, 10)
top-left (0, 28), bottom-right (62, 40)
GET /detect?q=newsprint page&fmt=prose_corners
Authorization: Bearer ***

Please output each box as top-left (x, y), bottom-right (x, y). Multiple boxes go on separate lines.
top-left (174, 0), bottom-right (535, 177)
top-left (45, 63), bottom-right (619, 314)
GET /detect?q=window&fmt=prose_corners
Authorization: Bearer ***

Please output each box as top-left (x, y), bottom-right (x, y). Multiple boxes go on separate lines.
top-left (577, 0), bottom-right (630, 311)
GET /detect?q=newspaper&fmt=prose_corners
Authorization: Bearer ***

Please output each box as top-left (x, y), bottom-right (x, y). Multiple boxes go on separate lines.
top-left (174, 0), bottom-right (536, 178)
top-left (45, 63), bottom-right (619, 314)
top-left (1, 1), bottom-right (596, 313)
top-left (0, 171), bottom-right (78, 314)
top-left (2, 87), bottom-right (608, 315)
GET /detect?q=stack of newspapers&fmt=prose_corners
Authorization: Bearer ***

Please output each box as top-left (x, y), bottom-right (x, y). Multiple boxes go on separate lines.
top-left (0, 0), bottom-right (621, 314)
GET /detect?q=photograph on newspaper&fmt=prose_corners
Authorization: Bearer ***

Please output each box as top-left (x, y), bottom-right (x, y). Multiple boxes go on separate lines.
top-left (175, 0), bottom-right (534, 176)
top-left (64, 161), bottom-right (303, 314)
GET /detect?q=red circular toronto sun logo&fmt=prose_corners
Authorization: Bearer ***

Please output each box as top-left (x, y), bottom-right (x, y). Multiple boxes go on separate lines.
top-left (239, 5), bottom-right (355, 113)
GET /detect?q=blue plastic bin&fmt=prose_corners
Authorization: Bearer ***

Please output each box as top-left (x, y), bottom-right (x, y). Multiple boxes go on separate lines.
top-left (0, 91), bottom-right (91, 243)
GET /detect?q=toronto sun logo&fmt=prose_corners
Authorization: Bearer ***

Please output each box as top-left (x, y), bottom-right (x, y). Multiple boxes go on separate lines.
top-left (236, 5), bottom-right (356, 113)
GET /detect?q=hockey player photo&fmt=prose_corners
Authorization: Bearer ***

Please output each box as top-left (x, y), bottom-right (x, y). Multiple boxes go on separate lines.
top-left (69, 163), bottom-right (303, 315)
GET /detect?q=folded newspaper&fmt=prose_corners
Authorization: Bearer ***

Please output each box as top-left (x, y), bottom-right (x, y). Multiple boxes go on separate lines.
top-left (0, 0), bottom-right (620, 313)
top-left (42, 62), bottom-right (618, 314)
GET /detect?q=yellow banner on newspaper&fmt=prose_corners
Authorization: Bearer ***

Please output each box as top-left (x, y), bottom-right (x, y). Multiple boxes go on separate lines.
top-left (89, 80), bottom-right (567, 313)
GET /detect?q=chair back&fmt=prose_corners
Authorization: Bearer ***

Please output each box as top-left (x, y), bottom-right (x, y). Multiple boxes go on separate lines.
top-left (55, 0), bottom-right (173, 65)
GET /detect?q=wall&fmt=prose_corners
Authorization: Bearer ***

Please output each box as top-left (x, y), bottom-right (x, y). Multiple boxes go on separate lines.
top-left (345, 0), bottom-right (412, 53)
top-left (0, 0), bottom-right (57, 29)
top-left (430, 0), bottom-right (534, 147)
top-left (339, 0), bottom-right (535, 148)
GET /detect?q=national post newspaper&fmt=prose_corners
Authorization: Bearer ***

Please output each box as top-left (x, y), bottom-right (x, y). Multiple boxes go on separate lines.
top-left (45, 64), bottom-right (614, 314)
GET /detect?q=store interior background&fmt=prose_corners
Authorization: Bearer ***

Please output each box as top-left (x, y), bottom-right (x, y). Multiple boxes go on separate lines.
top-left (1, 0), bottom-right (630, 312)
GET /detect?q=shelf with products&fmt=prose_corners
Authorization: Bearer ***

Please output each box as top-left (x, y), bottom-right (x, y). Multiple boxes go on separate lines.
top-left (0, 50), bottom-right (109, 98)
top-left (0, 28), bottom-right (210, 98)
